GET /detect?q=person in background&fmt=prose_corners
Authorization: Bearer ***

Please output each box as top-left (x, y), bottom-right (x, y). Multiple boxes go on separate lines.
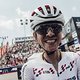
top-left (21, 4), bottom-right (80, 80)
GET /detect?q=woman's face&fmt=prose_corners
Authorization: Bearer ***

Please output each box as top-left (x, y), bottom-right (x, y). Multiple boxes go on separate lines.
top-left (33, 24), bottom-right (62, 52)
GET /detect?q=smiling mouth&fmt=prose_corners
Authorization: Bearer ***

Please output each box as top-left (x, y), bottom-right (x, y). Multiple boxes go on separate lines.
top-left (45, 39), bottom-right (57, 44)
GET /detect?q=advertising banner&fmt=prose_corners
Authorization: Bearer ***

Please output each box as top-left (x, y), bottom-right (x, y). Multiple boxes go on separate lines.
top-left (0, 66), bottom-right (22, 80)
top-left (72, 17), bottom-right (80, 43)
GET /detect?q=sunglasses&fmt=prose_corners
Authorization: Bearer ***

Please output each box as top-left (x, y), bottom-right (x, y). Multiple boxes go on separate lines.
top-left (35, 23), bottom-right (62, 36)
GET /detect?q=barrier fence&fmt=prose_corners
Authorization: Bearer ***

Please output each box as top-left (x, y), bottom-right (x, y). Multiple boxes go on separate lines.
top-left (0, 65), bottom-right (22, 80)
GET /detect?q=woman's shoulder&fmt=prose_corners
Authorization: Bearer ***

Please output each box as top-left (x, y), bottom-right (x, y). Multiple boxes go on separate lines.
top-left (62, 51), bottom-right (80, 60)
top-left (22, 52), bottom-right (43, 67)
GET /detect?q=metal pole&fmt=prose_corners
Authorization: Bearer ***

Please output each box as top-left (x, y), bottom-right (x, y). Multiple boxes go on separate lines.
top-left (20, 19), bottom-right (28, 46)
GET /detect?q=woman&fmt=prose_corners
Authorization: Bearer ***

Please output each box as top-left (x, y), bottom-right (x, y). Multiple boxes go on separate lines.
top-left (21, 4), bottom-right (80, 80)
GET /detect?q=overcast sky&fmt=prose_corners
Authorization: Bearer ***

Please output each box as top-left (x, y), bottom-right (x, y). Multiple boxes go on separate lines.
top-left (0, 0), bottom-right (80, 45)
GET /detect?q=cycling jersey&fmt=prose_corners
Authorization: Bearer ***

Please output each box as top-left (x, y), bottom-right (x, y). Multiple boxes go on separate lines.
top-left (21, 52), bottom-right (80, 80)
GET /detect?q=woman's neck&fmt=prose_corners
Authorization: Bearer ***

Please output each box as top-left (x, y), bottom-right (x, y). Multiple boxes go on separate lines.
top-left (43, 50), bottom-right (62, 64)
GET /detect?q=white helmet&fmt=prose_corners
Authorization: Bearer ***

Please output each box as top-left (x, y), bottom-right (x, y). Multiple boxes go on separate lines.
top-left (29, 4), bottom-right (65, 31)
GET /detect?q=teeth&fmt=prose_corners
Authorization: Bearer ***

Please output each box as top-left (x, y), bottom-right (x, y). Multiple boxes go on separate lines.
top-left (46, 40), bottom-right (55, 43)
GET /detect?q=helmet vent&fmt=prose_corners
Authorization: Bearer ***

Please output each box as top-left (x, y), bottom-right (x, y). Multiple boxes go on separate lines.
top-left (45, 5), bottom-right (51, 14)
top-left (31, 11), bottom-right (36, 16)
top-left (53, 6), bottom-right (57, 14)
top-left (38, 7), bottom-right (45, 15)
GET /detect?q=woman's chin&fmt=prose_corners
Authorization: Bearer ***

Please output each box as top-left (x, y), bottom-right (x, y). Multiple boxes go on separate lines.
top-left (45, 47), bottom-right (57, 52)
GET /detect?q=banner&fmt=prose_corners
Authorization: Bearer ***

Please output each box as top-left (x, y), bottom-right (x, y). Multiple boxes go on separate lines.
top-left (0, 66), bottom-right (22, 80)
top-left (72, 17), bottom-right (80, 43)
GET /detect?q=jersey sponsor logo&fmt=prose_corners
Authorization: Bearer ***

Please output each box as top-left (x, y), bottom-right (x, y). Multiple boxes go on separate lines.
top-left (58, 60), bottom-right (76, 76)
top-left (43, 70), bottom-right (50, 74)
top-left (33, 68), bottom-right (55, 77)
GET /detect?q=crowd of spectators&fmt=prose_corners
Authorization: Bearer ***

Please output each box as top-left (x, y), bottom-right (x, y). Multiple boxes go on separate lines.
top-left (67, 44), bottom-right (80, 52)
top-left (0, 40), bottom-right (43, 68)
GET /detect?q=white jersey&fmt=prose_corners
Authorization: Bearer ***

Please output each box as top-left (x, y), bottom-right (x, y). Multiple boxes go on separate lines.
top-left (21, 52), bottom-right (80, 80)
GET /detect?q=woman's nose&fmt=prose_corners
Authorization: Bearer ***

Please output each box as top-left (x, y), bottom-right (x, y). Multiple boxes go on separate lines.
top-left (46, 27), bottom-right (55, 37)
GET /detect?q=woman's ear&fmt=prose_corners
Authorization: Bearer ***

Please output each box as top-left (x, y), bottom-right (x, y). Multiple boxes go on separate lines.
top-left (33, 32), bottom-right (37, 41)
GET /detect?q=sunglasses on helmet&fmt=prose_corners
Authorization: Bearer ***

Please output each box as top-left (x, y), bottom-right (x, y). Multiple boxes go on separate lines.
top-left (35, 23), bottom-right (62, 36)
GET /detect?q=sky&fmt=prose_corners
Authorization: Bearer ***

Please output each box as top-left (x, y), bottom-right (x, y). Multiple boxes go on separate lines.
top-left (0, 0), bottom-right (80, 45)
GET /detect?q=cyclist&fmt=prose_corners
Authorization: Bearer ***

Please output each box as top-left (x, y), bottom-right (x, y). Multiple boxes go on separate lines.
top-left (21, 4), bottom-right (80, 80)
